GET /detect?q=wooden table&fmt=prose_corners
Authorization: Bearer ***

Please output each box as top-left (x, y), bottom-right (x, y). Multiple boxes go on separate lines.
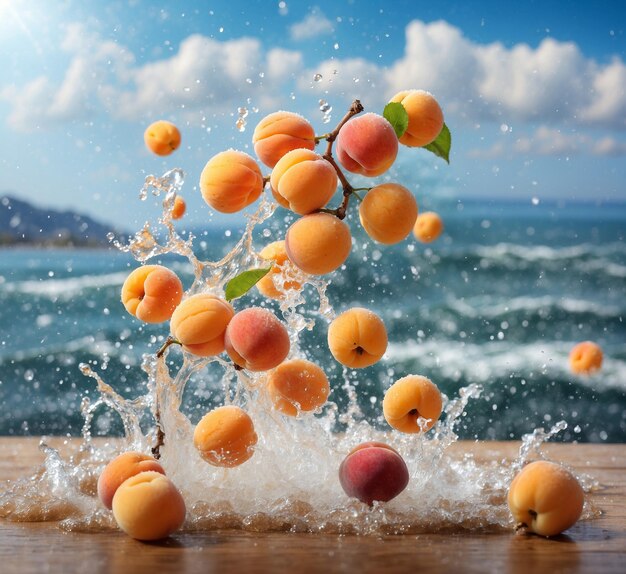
top-left (1, 438), bottom-right (624, 573)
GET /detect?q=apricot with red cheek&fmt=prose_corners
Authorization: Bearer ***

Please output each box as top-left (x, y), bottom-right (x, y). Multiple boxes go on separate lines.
top-left (121, 265), bottom-right (184, 324)
top-left (224, 307), bottom-right (290, 371)
top-left (335, 113), bottom-right (398, 177)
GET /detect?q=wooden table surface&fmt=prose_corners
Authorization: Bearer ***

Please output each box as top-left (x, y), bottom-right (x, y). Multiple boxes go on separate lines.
top-left (1, 438), bottom-right (624, 574)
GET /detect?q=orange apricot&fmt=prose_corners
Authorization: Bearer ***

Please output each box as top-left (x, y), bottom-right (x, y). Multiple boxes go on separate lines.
top-left (266, 359), bottom-right (330, 416)
top-left (144, 120), bottom-right (181, 156)
top-left (270, 148), bottom-right (337, 215)
top-left (382, 375), bottom-right (443, 433)
top-left (327, 307), bottom-right (388, 369)
top-left (389, 90), bottom-right (444, 147)
top-left (413, 211), bottom-right (444, 243)
top-left (171, 195), bottom-right (186, 220)
top-left (508, 460), bottom-right (584, 537)
top-left (285, 212), bottom-right (352, 275)
top-left (256, 240), bottom-right (302, 300)
top-left (112, 471), bottom-right (186, 540)
top-left (224, 307), bottom-right (290, 371)
top-left (193, 405), bottom-right (258, 467)
top-left (121, 265), bottom-right (184, 324)
top-left (200, 150), bottom-right (264, 213)
top-left (359, 183), bottom-right (418, 244)
top-left (569, 341), bottom-right (603, 375)
top-left (97, 452), bottom-right (165, 510)
top-left (170, 294), bottom-right (234, 357)
top-left (335, 113), bottom-right (398, 177)
top-left (253, 111), bottom-right (316, 168)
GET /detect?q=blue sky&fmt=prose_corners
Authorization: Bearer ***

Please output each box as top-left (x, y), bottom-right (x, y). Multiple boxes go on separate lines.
top-left (1, 0), bottom-right (625, 229)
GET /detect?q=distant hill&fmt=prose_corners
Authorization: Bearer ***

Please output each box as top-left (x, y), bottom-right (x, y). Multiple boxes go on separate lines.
top-left (0, 194), bottom-right (121, 247)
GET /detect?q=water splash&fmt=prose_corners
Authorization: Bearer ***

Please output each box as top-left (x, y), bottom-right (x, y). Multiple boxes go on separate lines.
top-left (0, 170), bottom-right (596, 535)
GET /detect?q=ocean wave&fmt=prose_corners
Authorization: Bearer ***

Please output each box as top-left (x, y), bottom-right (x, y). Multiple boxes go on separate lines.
top-left (385, 339), bottom-right (626, 391)
top-left (1, 271), bottom-right (128, 299)
top-left (471, 242), bottom-right (626, 263)
top-left (444, 295), bottom-right (623, 320)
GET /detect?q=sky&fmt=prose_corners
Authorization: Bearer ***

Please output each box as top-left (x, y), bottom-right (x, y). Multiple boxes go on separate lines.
top-left (1, 0), bottom-right (625, 230)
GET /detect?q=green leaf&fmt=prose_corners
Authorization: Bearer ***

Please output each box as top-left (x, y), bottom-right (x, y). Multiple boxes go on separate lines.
top-left (224, 265), bottom-right (273, 302)
top-left (383, 102), bottom-right (409, 139)
top-left (423, 123), bottom-right (451, 164)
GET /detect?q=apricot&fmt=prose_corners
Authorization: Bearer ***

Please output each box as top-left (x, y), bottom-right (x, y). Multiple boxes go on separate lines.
top-left (193, 405), bottom-right (258, 467)
top-left (170, 294), bottom-right (235, 357)
top-left (171, 195), bottom-right (186, 220)
top-left (270, 148), bottom-right (337, 215)
top-left (382, 375), bottom-right (442, 433)
top-left (413, 211), bottom-right (443, 243)
top-left (327, 307), bottom-right (388, 369)
top-left (224, 307), bottom-right (290, 371)
top-left (121, 265), bottom-right (184, 324)
top-left (569, 341), bottom-right (603, 375)
top-left (389, 90), bottom-right (444, 147)
top-left (285, 212), bottom-right (352, 275)
top-left (200, 150), bottom-right (264, 213)
top-left (112, 471), bottom-right (186, 540)
top-left (256, 240), bottom-right (302, 300)
top-left (144, 120), bottom-right (181, 156)
top-left (266, 359), bottom-right (330, 416)
top-left (508, 460), bottom-right (584, 537)
top-left (97, 452), bottom-right (165, 510)
top-left (359, 183), bottom-right (418, 244)
top-left (335, 113), bottom-right (398, 177)
top-left (253, 111), bottom-right (316, 168)
top-left (339, 442), bottom-right (409, 505)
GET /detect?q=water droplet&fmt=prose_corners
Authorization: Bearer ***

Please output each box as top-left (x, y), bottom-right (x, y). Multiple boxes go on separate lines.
top-left (531, 197), bottom-right (540, 205)
top-left (500, 123), bottom-right (510, 133)
top-left (313, 73), bottom-right (322, 82)
top-left (334, 43), bottom-right (339, 50)
top-left (24, 369), bottom-right (34, 382)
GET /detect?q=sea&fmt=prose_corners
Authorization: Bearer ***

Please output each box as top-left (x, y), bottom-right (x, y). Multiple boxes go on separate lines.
top-left (1, 197), bottom-right (625, 442)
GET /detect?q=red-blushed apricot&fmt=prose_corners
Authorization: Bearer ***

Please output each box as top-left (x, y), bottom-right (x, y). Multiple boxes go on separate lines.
top-left (224, 307), bottom-right (290, 371)
top-left (121, 265), bottom-right (184, 324)
top-left (338, 442), bottom-right (409, 505)
top-left (256, 240), bottom-right (302, 300)
top-left (285, 213), bottom-right (352, 275)
top-left (389, 90), bottom-right (444, 147)
top-left (359, 183), bottom-right (418, 244)
top-left (413, 211), bottom-right (443, 243)
top-left (382, 375), bottom-right (443, 433)
top-left (270, 148), bottom-right (337, 215)
top-left (111, 471), bottom-right (186, 540)
top-left (327, 307), bottom-right (388, 369)
top-left (97, 452), bottom-right (165, 510)
top-left (193, 405), bottom-right (258, 467)
top-left (200, 150), bottom-right (264, 213)
top-left (569, 341), bottom-right (603, 375)
top-left (171, 195), bottom-right (186, 220)
top-left (144, 120), bottom-right (181, 156)
top-left (508, 460), bottom-right (584, 537)
top-left (253, 111), bottom-right (316, 168)
top-left (170, 294), bottom-right (235, 357)
top-left (335, 113), bottom-right (398, 177)
top-left (266, 359), bottom-right (330, 416)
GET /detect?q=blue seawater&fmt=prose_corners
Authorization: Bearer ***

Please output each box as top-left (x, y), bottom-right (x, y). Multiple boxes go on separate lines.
top-left (0, 199), bottom-right (624, 441)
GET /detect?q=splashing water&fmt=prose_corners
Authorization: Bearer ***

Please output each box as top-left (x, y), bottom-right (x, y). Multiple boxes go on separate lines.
top-left (0, 170), bottom-right (598, 535)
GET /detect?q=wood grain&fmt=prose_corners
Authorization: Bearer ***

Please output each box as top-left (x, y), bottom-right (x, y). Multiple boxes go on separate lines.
top-left (1, 438), bottom-right (624, 574)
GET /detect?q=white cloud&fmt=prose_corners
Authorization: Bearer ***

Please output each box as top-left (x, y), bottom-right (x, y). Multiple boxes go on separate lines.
top-left (3, 18), bottom-right (626, 139)
top-left (469, 126), bottom-right (626, 158)
top-left (289, 8), bottom-right (334, 41)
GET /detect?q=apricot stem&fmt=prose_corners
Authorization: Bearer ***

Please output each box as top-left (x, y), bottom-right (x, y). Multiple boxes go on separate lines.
top-left (151, 424), bottom-right (165, 460)
top-left (156, 336), bottom-right (181, 358)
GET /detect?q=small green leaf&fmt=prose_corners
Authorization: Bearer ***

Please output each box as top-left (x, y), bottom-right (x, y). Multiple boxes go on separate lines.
top-left (225, 265), bottom-right (273, 302)
top-left (423, 123), bottom-right (451, 164)
top-left (383, 102), bottom-right (409, 139)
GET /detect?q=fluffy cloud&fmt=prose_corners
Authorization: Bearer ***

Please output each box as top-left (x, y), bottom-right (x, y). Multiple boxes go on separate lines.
top-left (3, 18), bottom-right (626, 137)
top-left (289, 8), bottom-right (334, 41)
